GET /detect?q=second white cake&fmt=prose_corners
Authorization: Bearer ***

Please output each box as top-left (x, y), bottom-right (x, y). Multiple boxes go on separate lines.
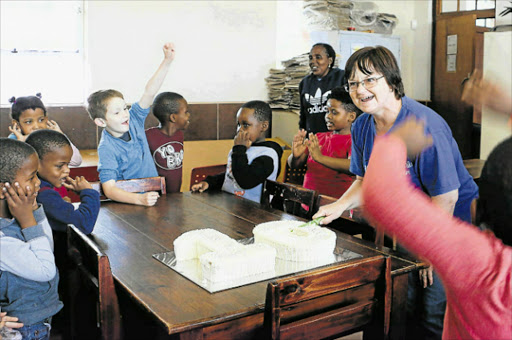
top-left (253, 220), bottom-right (336, 262)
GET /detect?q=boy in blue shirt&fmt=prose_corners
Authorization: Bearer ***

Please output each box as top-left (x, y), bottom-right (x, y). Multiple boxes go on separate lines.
top-left (86, 42), bottom-right (175, 206)
top-left (0, 138), bottom-right (63, 340)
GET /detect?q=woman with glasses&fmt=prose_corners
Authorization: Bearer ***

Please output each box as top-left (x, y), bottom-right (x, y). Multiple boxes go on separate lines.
top-left (314, 46), bottom-right (479, 340)
top-left (298, 43), bottom-right (345, 134)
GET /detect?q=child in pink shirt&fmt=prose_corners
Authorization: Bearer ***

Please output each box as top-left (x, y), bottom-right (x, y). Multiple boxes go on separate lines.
top-left (288, 87), bottom-right (361, 198)
top-left (360, 118), bottom-right (511, 339)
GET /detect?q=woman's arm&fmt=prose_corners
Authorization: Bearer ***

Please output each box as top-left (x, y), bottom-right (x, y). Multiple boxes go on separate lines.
top-left (314, 176), bottom-right (363, 224)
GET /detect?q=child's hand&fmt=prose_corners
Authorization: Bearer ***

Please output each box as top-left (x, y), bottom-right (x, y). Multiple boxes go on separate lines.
top-left (234, 130), bottom-right (252, 148)
top-left (306, 133), bottom-right (322, 161)
top-left (390, 117), bottom-right (433, 158)
top-left (2, 182), bottom-right (38, 229)
top-left (62, 176), bottom-right (92, 192)
top-left (191, 181), bottom-right (209, 193)
top-left (292, 129), bottom-right (308, 158)
top-left (8, 122), bottom-right (27, 141)
top-left (63, 196), bottom-right (72, 203)
top-left (0, 312), bottom-right (24, 330)
top-left (46, 120), bottom-right (63, 133)
top-left (163, 42), bottom-right (176, 62)
top-left (137, 192), bottom-right (160, 206)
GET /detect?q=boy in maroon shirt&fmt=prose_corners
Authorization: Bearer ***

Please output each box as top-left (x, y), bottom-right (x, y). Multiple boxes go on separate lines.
top-left (146, 92), bottom-right (190, 193)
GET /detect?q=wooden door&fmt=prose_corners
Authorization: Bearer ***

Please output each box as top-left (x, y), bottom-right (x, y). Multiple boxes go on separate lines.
top-left (432, 14), bottom-right (477, 158)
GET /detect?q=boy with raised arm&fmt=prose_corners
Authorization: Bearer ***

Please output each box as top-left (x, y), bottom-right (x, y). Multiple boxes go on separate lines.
top-left (86, 43), bottom-right (175, 206)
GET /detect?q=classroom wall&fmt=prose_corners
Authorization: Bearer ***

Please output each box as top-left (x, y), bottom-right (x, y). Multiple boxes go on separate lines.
top-left (85, 1), bottom-right (277, 103)
top-left (274, 0), bottom-right (433, 101)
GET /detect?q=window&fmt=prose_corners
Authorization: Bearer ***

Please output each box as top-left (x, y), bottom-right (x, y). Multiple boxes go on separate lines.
top-left (0, 1), bottom-right (84, 105)
top-left (441, 0), bottom-right (495, 13)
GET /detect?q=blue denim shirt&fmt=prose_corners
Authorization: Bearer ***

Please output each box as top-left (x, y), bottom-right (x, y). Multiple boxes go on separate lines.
top-left (0, 207), bottom-right (63, 326)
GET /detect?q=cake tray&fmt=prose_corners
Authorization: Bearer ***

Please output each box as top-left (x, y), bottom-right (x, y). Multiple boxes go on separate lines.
top-left (153, 237), bottom-right (362, 293)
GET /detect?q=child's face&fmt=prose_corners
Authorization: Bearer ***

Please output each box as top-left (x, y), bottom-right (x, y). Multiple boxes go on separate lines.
top-left (236, 108), bottom-right (268, 143)
top-left (173, 99), bottom-right (190, 130)
top-left (325, 99), bottom-right (355, 133)
top-left (0, 153), bottom-right (40, 200)
top-left (37, 145), bottom-right (73, 188)
top-left (13, 108), bottom-right (48, 135)
top-left (101, 97), bottom-right (130, 138)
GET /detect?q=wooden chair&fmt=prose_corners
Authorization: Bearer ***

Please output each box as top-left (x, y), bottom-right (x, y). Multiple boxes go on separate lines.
top-left (264, 255), bottom-right (391, 340)
top-left (314, 194), bottom-right (390, 248)
top-left (67, 225), bottom-right (122, 340)
top-left (91, 176), bottom-right (166, 200)
top-left (189, 164), bottom-right (226, 190)
top-left (283, 162), bottom-right (307, 185)
top-left (261, 180), bottom-right (317, 219)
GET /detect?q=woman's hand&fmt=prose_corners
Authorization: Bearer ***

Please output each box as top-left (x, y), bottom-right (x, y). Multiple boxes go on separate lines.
top-left (292, 129), bottom-right (308, 158)
top-left (306, 133), bottom-right (322, 161)
top-left (313, 200), bottom-right (348, 225)
top-left (0, 312), bottom-right (24, 330)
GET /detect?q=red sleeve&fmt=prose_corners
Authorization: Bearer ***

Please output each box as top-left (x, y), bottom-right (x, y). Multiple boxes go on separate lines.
top-left (361, 135), bottom-right (512, 295)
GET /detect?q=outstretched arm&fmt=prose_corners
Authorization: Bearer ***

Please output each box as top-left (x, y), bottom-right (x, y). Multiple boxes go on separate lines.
top-left (139, 42), bottom-right (176, 108)
top-left (102, 180), bottom-right (160, 206)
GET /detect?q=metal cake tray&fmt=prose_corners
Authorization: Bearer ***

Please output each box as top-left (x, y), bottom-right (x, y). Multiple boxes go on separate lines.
top-left (153, 237), bottom-right (362, 293)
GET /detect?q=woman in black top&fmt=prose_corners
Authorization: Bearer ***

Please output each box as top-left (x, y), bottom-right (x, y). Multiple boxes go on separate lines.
top-left (299, 43), bottom-right (345, 133)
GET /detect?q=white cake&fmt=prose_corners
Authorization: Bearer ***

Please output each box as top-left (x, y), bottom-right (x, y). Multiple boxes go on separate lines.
top-left (253, 221), bottom-right (337, 262)
top-left (173, 229), bottom-right (276, 283)
top-left (173, 228), bottom-right (241, 261)
top-left (200, 243), bottom-right (276, 282)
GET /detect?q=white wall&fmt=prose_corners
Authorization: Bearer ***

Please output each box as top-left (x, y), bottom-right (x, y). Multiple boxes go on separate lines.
top-left (481, 31), bottom-right (512, 159)
top-left (85, 1), bottom-right (277, 103)
top-left (274, 0), bottom-right (433, 101)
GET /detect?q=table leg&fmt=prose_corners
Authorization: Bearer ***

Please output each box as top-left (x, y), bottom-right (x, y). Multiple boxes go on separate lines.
top-left (389, 274), bottom-right (408, 340)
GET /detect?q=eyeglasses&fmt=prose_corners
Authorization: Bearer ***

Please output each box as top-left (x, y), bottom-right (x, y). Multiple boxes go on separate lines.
top-left (344, 76), bottom-right (385, 92)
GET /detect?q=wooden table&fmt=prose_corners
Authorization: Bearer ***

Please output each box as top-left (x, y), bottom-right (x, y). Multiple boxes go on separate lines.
top-left (88, 191), bottom-right (419, 339)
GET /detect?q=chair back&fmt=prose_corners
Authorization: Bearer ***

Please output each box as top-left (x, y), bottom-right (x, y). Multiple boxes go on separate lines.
top-left (67, 225), bottom-right (122, 340)
top-left (283, 162), bottom-right (307, 185)
top-left (261, 180), bottom-right (317, 219)
top-left (264, 255), bottom-right (391, 340)
top-left (91, 176), bottom-right (166, 200)
top-left (189, 164), bottom-right (226, 190)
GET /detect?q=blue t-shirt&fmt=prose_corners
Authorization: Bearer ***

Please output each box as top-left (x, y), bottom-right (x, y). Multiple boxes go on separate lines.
top-left (97, 102), bottom-right (158, 183)
top-left (350, 96), bottom-right (478, 220)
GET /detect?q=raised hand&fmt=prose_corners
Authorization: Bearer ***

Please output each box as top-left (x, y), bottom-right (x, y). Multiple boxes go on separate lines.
top-left (2, 182), bottom-right (37, 229)
top-left (306, 132), bottom-right (322, 161)
top-left (138, 192), bottom-right (160, 206)
top-left (390, 117), bottom-right (433, 158)
top-left (8, 122), bottom-right (26, 141)
top-left (163, 42), bottom-right (176, 62)
top-left (292, 129), bottom-right (308, 158)
top-left (62, 176), bottom-right (93, 192)
top-left (191, 181), bottom-right (209, 193)
top-left (234, 130), bottom-right (252, 148)
top-left (462, 69), bottom-right (512, 116)
top-left (46, 120), bottom-right (63, 133)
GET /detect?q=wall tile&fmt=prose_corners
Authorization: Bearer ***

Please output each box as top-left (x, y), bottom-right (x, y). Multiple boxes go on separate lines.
top-left (218, 103), bottom-right (242, 140)
top-left (186, 103), bottom-right (217, 141)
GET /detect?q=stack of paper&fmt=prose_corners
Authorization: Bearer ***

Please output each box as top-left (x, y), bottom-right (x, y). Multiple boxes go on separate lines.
top-left (303, 0), bottom-right (354, 30)
top-left (266, 53), bottom-right (311, 111)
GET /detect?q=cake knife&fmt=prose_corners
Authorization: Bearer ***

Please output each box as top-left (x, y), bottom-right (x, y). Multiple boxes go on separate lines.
top-left (297, 216), bottom-right (325, 228)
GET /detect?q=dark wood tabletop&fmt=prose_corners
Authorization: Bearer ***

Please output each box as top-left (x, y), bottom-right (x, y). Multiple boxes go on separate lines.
top-left (89, 191), bottom-right (419, 339)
